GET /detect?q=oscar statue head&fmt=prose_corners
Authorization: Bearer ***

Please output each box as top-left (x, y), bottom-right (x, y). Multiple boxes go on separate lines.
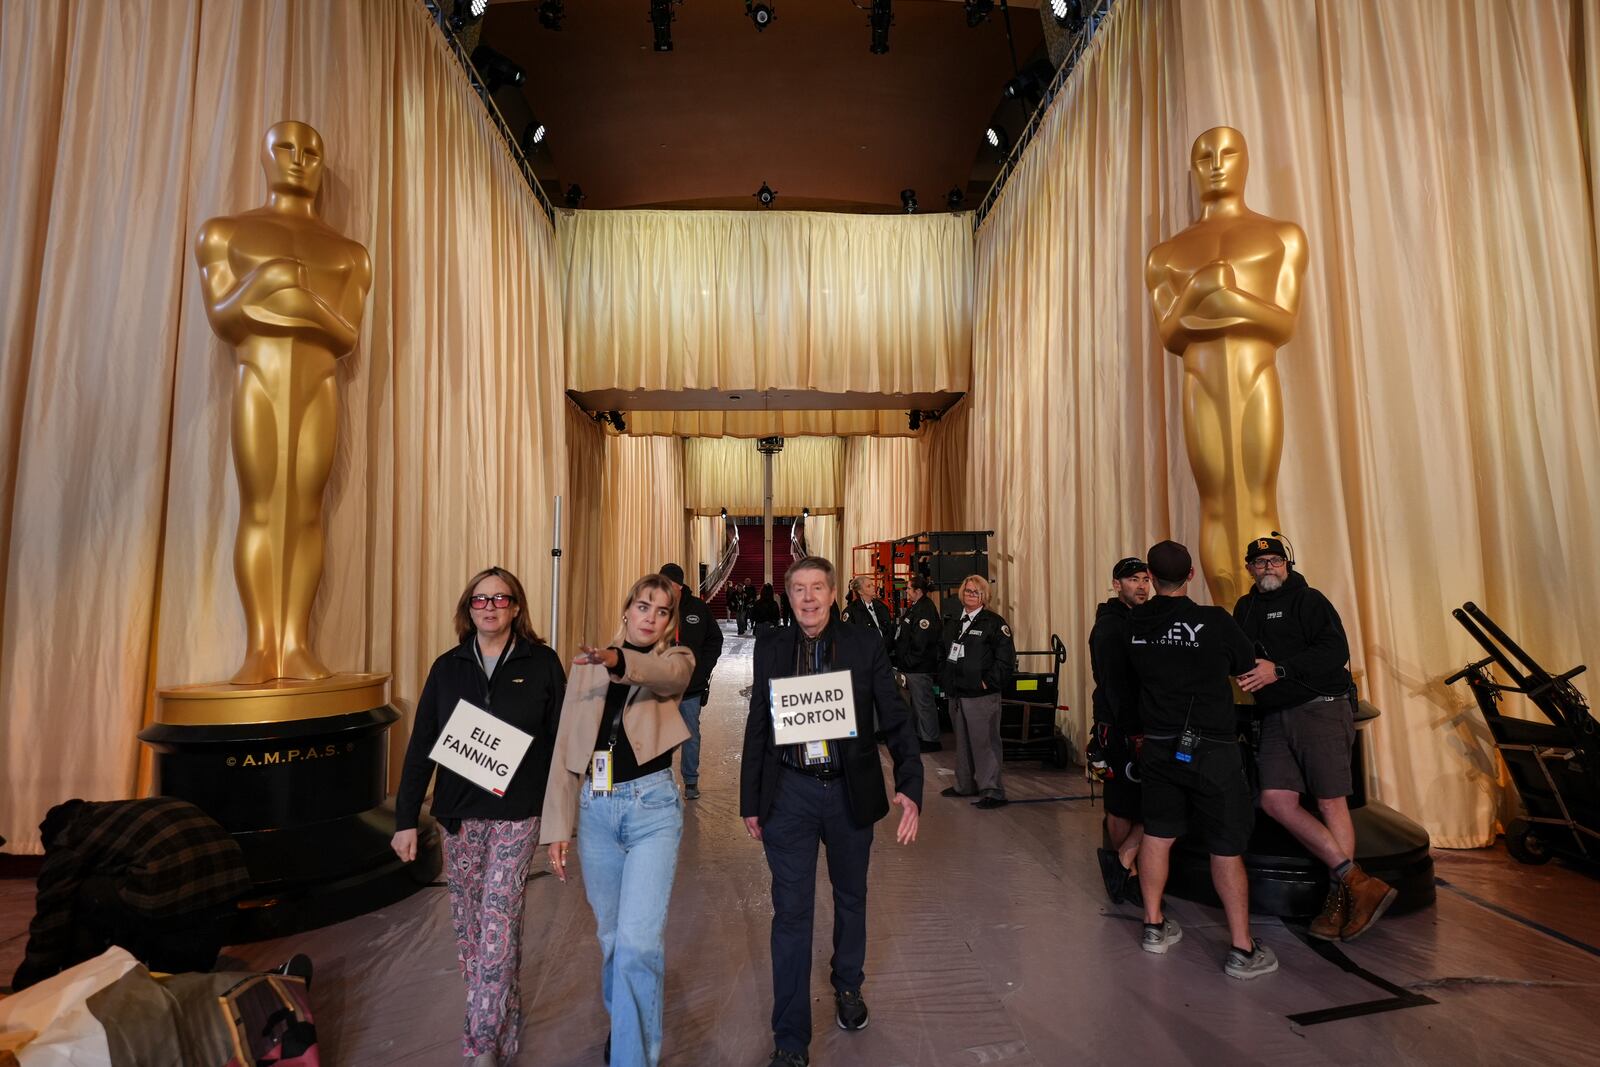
top-left (1190, 126), bottom-right (1249, 203)
top-left (261, 120), bottom-right (326, 201)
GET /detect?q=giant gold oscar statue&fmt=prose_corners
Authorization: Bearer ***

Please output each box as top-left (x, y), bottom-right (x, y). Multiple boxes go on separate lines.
top-left (143, 122), bottom-right (437, 937)
top-left (1145, 126), bottom-right (1307, 607)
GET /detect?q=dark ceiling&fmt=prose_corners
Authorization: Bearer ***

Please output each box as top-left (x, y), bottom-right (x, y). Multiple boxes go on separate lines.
top-left (478, 0), bottom-right (1048, 211)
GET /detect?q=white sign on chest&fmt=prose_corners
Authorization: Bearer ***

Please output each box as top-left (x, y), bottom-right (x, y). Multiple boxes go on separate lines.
top-left (429, 699), bottom-right (534, 796)
top-left (769, 669), bottom-right (859, 746)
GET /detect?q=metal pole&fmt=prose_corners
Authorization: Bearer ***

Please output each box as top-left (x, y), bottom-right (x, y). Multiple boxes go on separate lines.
top-left (549, 494), bottom-right (563, 652)
top-left (763, 452), bottom-right (775, 584)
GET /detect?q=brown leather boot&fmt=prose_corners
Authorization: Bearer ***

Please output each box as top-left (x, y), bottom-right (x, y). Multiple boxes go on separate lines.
top-left (1308, 880), bottom-right (1348, 941)
top-left (1339, 864), bottom-right (1398, 942)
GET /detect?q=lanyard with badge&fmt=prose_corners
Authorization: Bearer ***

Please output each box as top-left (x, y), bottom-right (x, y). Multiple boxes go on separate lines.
top-left (948, 614), bottom-right (974, 662)
top-left (792, 632), bottom-right (836, 766)
top-left (591, 683), bottom-right (641, 793)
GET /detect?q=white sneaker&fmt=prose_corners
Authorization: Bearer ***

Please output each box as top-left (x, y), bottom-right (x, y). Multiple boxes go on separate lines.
top-left (1141, 917), bottom-right (1183, 954)
top-left (1224, 938), bottom-right (1279, 979)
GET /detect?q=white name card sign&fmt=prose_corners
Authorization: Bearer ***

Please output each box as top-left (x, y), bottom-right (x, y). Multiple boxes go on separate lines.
top-left (429, 699), bottom-right (534, 796)
top-left (769, 670), bottom-right (859, 746)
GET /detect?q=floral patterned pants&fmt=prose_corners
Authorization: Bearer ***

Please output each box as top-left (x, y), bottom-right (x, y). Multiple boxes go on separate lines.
top-left (445, 816), bottom-right (540, 1059)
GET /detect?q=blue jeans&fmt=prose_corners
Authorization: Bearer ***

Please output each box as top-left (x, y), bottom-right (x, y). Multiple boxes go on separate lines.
top-left (677, 693), bottom-right (703, 784)
top-left (577, 769), bottom-right (684, 1067)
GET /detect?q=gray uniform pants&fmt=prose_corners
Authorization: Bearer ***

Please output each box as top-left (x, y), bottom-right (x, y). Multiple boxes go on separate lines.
top-left (903, 672), bottom-right (939, 743)
top-left (950, 692), bottom-right (1004, 799)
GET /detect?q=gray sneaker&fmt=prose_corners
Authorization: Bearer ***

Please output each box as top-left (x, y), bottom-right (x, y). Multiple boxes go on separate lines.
top-left (1140, 917), bottom-right (1183, 954)
top-left (684, 782), bottom-right (700, 800)
top-left (1224, 938), bottom-right (1279, 980)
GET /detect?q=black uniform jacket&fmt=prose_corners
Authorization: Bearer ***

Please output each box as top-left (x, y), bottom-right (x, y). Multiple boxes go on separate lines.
top-left (675, 588), bottom-right (725, 697)
top-left (741, 622), bottom-right (924, 828)
top-left (1089, 597), bottom-right (1141, 735)
top-left (1231, 571), bottom-right (1353, 709)
top-left (938, 606), bottom-right (1017, 697)
top-left (892, 595), bottom-right (944, 674)
top-left (841, 597), bottom-right (894, 656)
top-left (396, 635), bottom-right (567, 832)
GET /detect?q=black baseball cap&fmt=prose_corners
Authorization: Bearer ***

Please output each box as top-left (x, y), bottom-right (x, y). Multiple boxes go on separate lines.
top-left (658, 563), bottom-right (686, 584)
top-left (1111, 557), bottom-right (1148, 581)
top-left (1244, 536), bottom-right (1287, 563)
top-left (1146, 540), bottom-right (1192, 584)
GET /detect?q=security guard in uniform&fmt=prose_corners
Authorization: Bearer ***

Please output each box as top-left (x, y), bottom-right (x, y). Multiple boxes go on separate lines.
top-left (938, 574), bottom-right (1016, 809)
top-left (892, 574), bottom-right (944, 752)
top-left (841, 574), bottom-right (894, 657)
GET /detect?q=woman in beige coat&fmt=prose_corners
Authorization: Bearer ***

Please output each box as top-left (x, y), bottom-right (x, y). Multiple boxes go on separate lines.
top-left (542, 573), bottom-right (695, 1067)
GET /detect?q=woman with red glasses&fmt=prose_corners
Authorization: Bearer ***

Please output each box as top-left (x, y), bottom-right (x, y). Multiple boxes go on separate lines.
top-left (392, 566), bottom-right (566, 1067)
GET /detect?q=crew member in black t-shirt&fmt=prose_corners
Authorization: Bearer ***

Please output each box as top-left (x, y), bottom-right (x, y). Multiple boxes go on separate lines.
top-left (1126, 541), bottom-right (1276, 980)
top-left (1087, 555), bottom-right (1151, 903)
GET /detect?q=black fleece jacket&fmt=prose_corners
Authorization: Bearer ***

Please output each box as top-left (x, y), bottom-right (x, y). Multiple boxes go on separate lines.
top-left (1127, 594), bottom-right (1254, 738)
top-left (674, 588), bottom-right (724, 696)
top-left (1088, 598), bottom-right (1141, 735)
top-left (892, 595), bottom-right (944, 674)
top-left (1231, 571), bottom-right (1353, 709)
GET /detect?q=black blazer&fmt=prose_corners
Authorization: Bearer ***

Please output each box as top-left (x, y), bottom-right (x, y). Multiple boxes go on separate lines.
top-left (741, 622), bottom-right (924, 828)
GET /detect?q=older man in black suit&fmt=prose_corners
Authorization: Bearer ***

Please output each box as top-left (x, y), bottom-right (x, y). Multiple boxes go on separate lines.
top-left (741, 556), bottom-right (923, 1067)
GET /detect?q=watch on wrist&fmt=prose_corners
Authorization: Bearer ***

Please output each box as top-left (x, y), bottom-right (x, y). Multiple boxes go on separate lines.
top-left (1273, 664), bottom-right (1286, 680)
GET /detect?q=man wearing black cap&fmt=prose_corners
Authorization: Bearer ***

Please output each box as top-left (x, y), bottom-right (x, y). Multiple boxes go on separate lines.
top-left (661, 562), bottom-right (724, 800)
top-left (1127, 540), bottom-right (1276, 979)
top-left (1088, 556), bottom-right (1151, 903)
top-left (1233, 536), bottom-right (1396, 942)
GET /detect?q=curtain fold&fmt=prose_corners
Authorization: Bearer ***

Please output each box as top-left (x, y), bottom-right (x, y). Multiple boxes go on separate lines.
top-left (0, 0), bottom-right (570, 852)
top-left (967, 0), bottom-right (1600, 846)
top-left (839, 436), bottom-right (932, 583)
top-left (559, 209), bottom-right (973, 395)
top-left (621, 409), bottom-right (924, 439)
top-left (594, 435), bottom-right (687, 642)
top-left (683, 436), bottom-right (845, 515)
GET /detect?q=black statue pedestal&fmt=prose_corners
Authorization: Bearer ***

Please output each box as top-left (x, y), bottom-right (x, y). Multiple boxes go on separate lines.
top-left (1163, 700), bottom-right (1435, 917)
top-left (139, 674), bottom-right (441, 941)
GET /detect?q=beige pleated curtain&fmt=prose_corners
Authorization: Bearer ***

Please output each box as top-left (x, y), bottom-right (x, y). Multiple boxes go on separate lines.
top-left (0, 0), bottom-right (569, 852)
top-left (958, 0), bottom-right (1600, 847)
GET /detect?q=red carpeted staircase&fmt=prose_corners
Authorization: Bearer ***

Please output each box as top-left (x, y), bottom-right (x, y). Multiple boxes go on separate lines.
top-left (705, 521), bottom-right (794, 617)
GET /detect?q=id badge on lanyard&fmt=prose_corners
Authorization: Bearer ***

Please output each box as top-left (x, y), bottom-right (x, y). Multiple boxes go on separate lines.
top-left (591, 748), bottom-right (615, 792)
top-left (803, 740), bottom-right (830, 765)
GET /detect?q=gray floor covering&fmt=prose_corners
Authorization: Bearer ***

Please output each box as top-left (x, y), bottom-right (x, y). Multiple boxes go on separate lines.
top-left (4, 623), bottom-right (1599, 1065)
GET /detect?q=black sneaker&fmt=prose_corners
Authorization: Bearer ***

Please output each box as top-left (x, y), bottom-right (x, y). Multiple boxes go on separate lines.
top-left (276, 953), bottom-right (313, 991)
top-left (974, 796), bottom-right (1009, 809)
top-left (684, 782), bottom-right (700, 800)
top-left (835, 988), bottom-right (869, 1031)
top-left (763, 1050), bottom-right (808, 1067)
top-left (940, 786), bottom-right (976, 798)
top-left (919, 739), bottom-right (943, 752)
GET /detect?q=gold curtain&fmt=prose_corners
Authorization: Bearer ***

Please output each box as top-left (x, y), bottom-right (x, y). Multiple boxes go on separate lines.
top-left (840, 436), bottom-right (935, 581)
top-left (622, 409), bottom-right (922, 439)
top-left (592, 435), bottom-right (687, 643)
top-left (0, 0), bottom-right (569, 852)
top-left (559, 209), bottom-right (973, 394)
top-left (965, 0), bottom-right (1600, 847)
top-left (563, 402), bottom-right (608, 665)
top-left (683, 436), bottom-right (845, 514)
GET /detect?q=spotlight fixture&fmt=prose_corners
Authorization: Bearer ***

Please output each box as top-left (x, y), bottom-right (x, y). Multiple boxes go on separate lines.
top-left (649, 0), bottom-right (675, 52)
top-left (756, 436), bottom-right (785, 455)
top-left (471, 45), bottom-right (525, 92)
top-left (908, 410), bottom-right (922, 431)
top-left (449, 0), bottom-right (489, 31)
top-left (564, 183), bottom-right (586, 208)
top-left (946, 186), bottom-right (966, 210)
top-left (900, 188), bottom-right (918, 214)
top-left (985, 123), bottom-right (1010, 156)
top-left (607, 410), bottom-right (627, 432)
top-left (963, 0), bottom-right (994, 27)
top-left (746, 1), bottom-right (774, 32)
top-left (538, 0), bottom-right (565, 29)
top-left (520, 119), bottom-right (546, 155)
top-left (868, 0), bottom-right (892, 54)
top-left (1051, 0), bottom-right (1088, 32)
top-left (754, 181), bottom-right (778, 207)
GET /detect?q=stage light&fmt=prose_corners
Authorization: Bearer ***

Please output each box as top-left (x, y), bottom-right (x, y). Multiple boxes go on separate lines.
top-left (471, 46), bottom-right (525, 92)
top-left (908, 410), bottom-right (922, 431)
top-left (449, 0), bottom-right (488, 30)
top-left (754, 181), bottom-right (778, 207)
top-left (900, 188), bottom-right (918, 214)
top-left (946, 187), bottom-right (966, 210)
top-left (520, 119), bottom-right (546, 155)
top-left (963, 0), bottom-right (994, 27)
top-left (539, 0), bottom-right (565, 29)
top-left (1051, 0), bottom-right (1088, 33)
top-left (868, 0), bottom-right (892, 54)
top-left (747, 1), bottom-right (774, 31)
top-left (650, 0), bottom-right (675, 52)
top-left (564, 183), bottom-right (586, 208)
top-left (986, 123), bottom-right (1010, 152)
top-left (607, 410), bottom-right (627, 432)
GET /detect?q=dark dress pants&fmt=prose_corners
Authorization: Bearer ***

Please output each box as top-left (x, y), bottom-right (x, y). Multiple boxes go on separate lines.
top-left (761, 767), bottom-right (874, 1053)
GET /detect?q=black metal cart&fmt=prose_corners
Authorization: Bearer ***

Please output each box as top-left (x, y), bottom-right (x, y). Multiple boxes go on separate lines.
top-left (998, 633), bottom-right (1072, 768)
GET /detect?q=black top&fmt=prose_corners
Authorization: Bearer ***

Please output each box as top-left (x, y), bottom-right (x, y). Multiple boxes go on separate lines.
top-left (750, 597), bottom-right (781, 626)
top-left (1089, 597), bottom-right (1141, 735)
top-left (841, 597), bottom-right (895, 656)
top-left (594, 645), bottom-right (677, 784)
top-left (674, 589), bottom-right (725, 696)
top-left (938, 606), bottom-right (1017, 697)
top-left (1127, 595), bottom-right (1254, 738)
top-left (892, 595), bottom-right (944, 673)
top-left (396, 634), bottom-right (566, 832)
top-left (1231, 571), bottom-right (1353, 709)
top-left (742, 621), bottom-right (924, 828)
